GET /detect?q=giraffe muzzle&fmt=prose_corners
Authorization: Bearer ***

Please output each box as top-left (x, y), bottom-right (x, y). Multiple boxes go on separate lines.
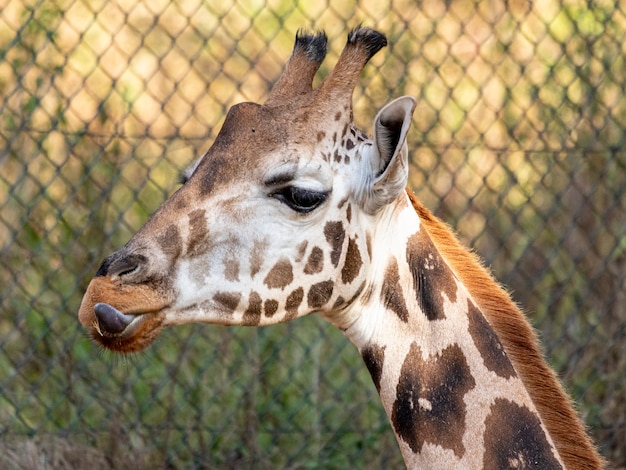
top-left (94, 302), bottom-right (137, 337)
top-left (78, 273), bottom-right (169, 352)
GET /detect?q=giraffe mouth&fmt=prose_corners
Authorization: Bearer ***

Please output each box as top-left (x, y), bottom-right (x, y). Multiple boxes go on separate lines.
top-left (93, 302), bottom-right (141, 338)
top-left (82, 300), bottom-right (166, 353)
top-left (77, 273), bottom-right (170, 352)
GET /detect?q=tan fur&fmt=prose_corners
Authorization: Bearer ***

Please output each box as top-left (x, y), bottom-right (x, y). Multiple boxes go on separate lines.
top-left (78, 277), bottom-right (166, 353)
top-left (406, 188), bottom-right (605, 469)
top-left (266, 47), bottom-right (321, 104)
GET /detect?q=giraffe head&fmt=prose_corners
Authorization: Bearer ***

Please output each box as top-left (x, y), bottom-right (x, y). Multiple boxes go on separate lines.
top-left (78, 27), bottom-right (416, 352)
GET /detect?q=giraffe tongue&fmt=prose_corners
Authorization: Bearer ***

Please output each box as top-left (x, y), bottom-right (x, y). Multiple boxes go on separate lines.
top-left (94, 303), bottom-right (135, 336)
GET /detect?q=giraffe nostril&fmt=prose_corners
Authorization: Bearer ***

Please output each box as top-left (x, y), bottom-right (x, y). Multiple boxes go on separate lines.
top-left (96, 252), bottom-right (146, 278)
top-left (95, 257), bottom-right (112, 277)
top-left (94, 303), bottom-right (135, 336)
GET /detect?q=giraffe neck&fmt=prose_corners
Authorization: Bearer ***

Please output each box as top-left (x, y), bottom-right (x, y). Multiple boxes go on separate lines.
top-left (341, 193), bottom-right (565, 469)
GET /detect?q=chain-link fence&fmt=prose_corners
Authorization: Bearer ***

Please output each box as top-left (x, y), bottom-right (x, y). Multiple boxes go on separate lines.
top-left (1, 0), bottom-right (624, 468)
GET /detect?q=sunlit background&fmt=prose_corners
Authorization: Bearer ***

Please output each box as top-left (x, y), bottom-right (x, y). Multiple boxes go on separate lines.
top-left (1, 0), bottom-right (624, 468)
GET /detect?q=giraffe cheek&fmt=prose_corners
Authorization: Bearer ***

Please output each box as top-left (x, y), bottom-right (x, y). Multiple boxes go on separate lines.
top-left (263, 258), bottom-right (294, 289)
top-left (307, 280), bottom-right (334, 309)
top-left (284, 287), bottom-right (304, 320)
top-left (324, 220), bottom-right (346, 267)
top-left (341, 236), bottom-right (363, 284)
top-left (304, 246), bottom-right (324, 274)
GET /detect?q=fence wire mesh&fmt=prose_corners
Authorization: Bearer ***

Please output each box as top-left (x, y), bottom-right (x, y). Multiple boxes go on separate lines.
top-left (1, 0), bottom-right (625, 468)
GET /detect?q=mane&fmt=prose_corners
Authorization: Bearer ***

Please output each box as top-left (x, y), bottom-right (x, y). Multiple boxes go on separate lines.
top-left (405, 188), bottom-right (605, 470)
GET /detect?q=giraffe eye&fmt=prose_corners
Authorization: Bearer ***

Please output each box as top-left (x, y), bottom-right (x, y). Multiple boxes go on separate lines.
top-left (273, 186), bottom-right (328, 213)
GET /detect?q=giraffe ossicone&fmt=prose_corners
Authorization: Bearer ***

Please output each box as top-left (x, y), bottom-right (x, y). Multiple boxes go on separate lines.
top-left (78, 27), bottom-right (604, 469)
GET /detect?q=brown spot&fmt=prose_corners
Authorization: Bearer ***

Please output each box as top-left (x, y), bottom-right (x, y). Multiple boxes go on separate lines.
top-left (333, 149), bottom-right (341, 162)
top-left (345, 139), bottom-right (355, 150)
top-left (199, 156), bottom-right (227, 196)
top-left (304, 246), bottom-right (324, 274)
top-left (406, 230), bottom-right (457, 321)
top-left (324, 221), bottom-right (345, 267)
top-left (332, 296), bottom-right (345, 309)
top-left (362, 344), bottom-right (385, 394)
top-left (187, 209), bottom-right (209, 256)
top-left (264, 258), bottom-right (294, 289)
top-left (343, 155), bottom-right (350, 165)
top-left (341, 122), bottom-right (349, 137)
top-left (264, 299), bottom-right (278, 317)
top-left (483, 399), bottom-right (562, 470)
top-left (250, 239), bottom-right (267, 278)
top-left (224, 256), bottom-right (240, 282)
top-left (337, 196), bottom-right (349, 209)
top-left (381, 256), bottom-right (409, 322)
top-left (316, 130), bottom-right (326, 142)
top-left (243, 291), bottom-right (262, 326)
top-left (346, 204), bottom-right (352, 223)
top-left (391, 343), bottom-right (475, 457)
top-left (173, 191), bottom-right (188, 211)
top-left (157, 225), bottom-right (183, 259)
top-left (341, 237), bottom-right (362, 284)
top-left (334, 111), bottom-right (342, 121)
top-left (295, 240), bottom-right (308, 263)
top-left (285, 287), bottom-right (304, 320)
top-left (467, 300), bottom-right (517, 379)
top-left (308, 280), bottom-right (334, 309)
top-left (213, 292), bottom-right (241, 315)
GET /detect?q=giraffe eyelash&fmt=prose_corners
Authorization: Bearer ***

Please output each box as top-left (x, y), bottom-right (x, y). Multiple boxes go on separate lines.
top-left (271, 186), bottom-right (329, 213)
top-left (180, 155), bottom-right (205, 184)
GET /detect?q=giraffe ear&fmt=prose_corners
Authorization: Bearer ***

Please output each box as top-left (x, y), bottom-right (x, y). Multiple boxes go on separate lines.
top-left (358, 96), bottom-right (416, 214)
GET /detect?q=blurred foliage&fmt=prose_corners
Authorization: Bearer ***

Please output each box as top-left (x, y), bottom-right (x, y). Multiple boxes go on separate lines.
top-left (0, 0), bottom-right (624, 468)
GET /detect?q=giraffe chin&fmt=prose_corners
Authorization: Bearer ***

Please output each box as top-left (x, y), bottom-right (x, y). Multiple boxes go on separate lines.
top-left (86, 303), bottom-right (165, 353)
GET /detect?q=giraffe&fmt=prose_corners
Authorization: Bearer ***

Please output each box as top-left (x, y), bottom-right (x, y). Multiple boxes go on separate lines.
top-left (77, 27), bottom-right (604, 469)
